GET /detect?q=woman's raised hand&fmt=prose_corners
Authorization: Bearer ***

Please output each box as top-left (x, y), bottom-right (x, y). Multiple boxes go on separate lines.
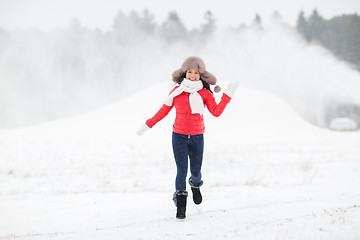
top-left (137, 123), bottom-right (150, 136)
top-left (224, 82), bottom-right (240, 98)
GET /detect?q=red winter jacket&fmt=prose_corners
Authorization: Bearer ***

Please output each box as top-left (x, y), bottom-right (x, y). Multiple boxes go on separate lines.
top-left (146, 86), bottom-right (232, 135)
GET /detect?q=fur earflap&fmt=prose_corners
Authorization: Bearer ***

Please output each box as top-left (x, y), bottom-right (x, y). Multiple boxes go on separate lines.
top-left (201, 71), bottom-right (217, 85)
top-left (172, 69), bottom-right (184, 82)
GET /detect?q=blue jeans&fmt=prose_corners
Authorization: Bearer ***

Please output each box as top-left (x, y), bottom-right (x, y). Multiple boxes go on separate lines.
top-left (172, 132), bottom-right (204, 190)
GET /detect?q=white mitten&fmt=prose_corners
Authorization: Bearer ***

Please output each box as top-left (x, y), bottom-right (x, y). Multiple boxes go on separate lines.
top-left (137, 123), bottom-right (150, 136)
top-left (224, 82), bottom-right (240, 98)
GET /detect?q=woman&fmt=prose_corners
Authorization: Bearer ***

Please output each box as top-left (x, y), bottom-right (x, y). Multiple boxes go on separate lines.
top-left (137, 56), bottom-right (239, 219)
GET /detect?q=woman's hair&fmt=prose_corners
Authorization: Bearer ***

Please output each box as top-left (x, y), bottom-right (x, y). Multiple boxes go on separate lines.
top-left (201, 80), bottom-right (213, 94)
top-left (173, 72), bottom-right (186, 85)
top-left (173, 72), bottom-right (213, 94)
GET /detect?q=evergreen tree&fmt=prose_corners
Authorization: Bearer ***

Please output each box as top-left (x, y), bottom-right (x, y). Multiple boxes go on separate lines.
top-left (255, 13), bottom-right (262, 24)
top-left (138, 9), bottom-right (156, 35)
top-left (161, 11), bottom-right (188, 43)
top-left (112, 10), bottom-right (133, 44)
top-left (271, 10), bottom-right (282, 21)
top-left (307, 9), bottom-right (325, 41)
top-left (252, 13), bottom-right (262, 30)
top-left (201, 10), bottom-right (216, 37)
top-left (297, 11), bottom-right (310, 40)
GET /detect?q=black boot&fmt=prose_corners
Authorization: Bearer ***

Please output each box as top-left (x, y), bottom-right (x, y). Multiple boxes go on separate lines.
top-left (189, 177), bottom-right (203, 205)
top-left (173, 190), bottom-right (188, 219)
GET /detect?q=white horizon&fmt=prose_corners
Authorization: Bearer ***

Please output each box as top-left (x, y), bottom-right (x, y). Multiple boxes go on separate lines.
top-left (0, 0), bottom-right (359, 31)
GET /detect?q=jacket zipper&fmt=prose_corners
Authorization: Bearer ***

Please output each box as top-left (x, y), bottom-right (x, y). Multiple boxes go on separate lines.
top-left (187, 93), bottom-right (190, 138)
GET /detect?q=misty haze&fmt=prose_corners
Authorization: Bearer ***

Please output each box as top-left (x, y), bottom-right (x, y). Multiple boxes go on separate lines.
top-left (1, 5), bottom-right (360, 240)
top-left (1, 9), bottom-right (359, 130)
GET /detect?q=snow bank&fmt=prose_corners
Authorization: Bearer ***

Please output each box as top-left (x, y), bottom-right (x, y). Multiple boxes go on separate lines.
top-left (0, 83), bottom-right (359, 240)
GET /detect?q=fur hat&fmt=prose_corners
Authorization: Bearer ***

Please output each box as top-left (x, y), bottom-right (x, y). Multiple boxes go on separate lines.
top-left (172, 56), bottom-right (221, 93)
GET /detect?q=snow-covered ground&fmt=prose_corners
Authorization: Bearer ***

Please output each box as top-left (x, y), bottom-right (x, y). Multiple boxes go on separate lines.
top-left (1, 83), bottom-right (360, 239)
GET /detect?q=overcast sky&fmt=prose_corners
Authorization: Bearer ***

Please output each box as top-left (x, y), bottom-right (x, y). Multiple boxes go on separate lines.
top-left (0, 0), bottom-right (359, 30)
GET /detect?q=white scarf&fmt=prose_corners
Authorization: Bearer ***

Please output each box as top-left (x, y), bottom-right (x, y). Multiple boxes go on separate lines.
top-left (164, 79), bottom-right (204, 114)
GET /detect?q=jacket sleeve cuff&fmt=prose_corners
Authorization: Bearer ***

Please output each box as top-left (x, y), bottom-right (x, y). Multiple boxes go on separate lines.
top-left (222, 93), bottom-right (232, 101)
top-left (145, 120), bottom-right (153, 128)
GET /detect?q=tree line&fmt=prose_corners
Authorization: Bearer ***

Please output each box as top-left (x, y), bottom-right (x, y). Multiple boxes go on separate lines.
top-left (297, 9), bottom-right (360, 71)
top-left (110, 9), bottom-right (216, 45)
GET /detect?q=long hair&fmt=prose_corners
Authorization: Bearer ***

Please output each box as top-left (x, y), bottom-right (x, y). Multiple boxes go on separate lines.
top-left (173, 72), bottom-right (213, 94)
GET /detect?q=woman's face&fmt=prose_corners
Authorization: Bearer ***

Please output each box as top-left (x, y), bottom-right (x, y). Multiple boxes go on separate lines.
top-left (186, 68), bottom-right (200, 81)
